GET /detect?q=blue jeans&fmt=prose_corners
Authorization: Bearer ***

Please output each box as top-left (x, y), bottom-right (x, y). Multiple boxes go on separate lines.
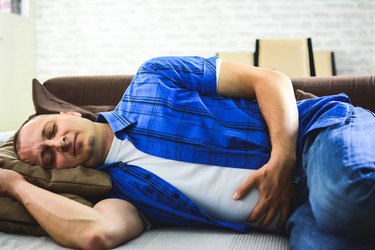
top-left (287, 107), bottom-right (375, 250)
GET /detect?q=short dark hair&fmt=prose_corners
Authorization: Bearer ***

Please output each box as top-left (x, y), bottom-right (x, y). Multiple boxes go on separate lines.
top-left (13, 114), bottom-right (40, 160)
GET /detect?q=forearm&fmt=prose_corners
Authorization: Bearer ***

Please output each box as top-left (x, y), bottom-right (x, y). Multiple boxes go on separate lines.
top-left (11, 179), bottom-right (113, 249)
top-left (255, 70), bottom-right (298, 163)
top-left (218, 61), bottom-right (299, 162)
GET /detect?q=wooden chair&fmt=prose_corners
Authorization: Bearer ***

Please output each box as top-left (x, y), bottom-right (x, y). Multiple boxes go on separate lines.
top-left (254, 38), bottom-right (316, 78)
top-left (314, 51), bottom-right (337, 76)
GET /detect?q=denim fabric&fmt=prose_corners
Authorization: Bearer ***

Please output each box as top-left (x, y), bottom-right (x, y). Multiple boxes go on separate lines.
top-left (287, 202), bottom-right (375, 250)
top-left (288, 107), bottom-right (375, 249)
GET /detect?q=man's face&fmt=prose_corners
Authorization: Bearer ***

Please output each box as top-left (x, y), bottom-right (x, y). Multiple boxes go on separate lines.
top-left (17, 113), bottom-right (107, 169)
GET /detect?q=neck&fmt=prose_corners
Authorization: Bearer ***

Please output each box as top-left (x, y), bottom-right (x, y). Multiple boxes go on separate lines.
top-left (102, 123), bottom-right (115, 160)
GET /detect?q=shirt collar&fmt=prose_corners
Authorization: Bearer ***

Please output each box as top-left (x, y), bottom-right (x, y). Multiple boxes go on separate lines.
top-left (97, 111), bottom-right (136, 139)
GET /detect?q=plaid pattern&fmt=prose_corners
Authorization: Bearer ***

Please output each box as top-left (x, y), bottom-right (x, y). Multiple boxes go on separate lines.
top-left (97, 56), bottom-right (353, 231)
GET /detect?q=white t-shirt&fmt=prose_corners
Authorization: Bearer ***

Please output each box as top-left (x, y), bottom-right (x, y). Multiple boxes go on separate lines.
top-left (105, 137), bottom-right (278, 230)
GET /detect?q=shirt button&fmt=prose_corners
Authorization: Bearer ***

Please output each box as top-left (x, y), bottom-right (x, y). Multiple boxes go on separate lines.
top-left (119, 162), bottom-right (125, 167)
top-left (173, 194), bottom-right (179, 199)
top-left (145, 174), bottom-right (151, 180)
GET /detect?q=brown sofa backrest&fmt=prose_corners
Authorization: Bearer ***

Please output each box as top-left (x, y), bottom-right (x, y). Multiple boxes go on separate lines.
top-left (43, 75), bottom-right (375, 112)
top-left (43, 75), bottom-right (134, 107)
top-left (292, 76), bottom-right (375, 112)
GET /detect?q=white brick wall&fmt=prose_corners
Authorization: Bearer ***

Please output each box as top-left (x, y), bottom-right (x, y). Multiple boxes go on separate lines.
top-left (35, 0), bottom-right (375, 81)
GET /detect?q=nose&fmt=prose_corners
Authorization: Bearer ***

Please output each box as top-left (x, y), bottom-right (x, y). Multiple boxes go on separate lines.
top-left (47, 136), bottom-right (71, 152)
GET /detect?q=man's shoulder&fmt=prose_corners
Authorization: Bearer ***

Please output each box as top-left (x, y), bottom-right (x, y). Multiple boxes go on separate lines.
top-left (136, 56), bottom-right (216, 74)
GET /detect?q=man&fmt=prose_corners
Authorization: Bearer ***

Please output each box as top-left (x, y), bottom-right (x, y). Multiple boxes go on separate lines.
top-left (0, 56), bottom-right (374, 249)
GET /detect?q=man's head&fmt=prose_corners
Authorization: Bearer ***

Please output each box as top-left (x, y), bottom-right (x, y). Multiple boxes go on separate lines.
top-left (14, 112), bottom-right (113, 169)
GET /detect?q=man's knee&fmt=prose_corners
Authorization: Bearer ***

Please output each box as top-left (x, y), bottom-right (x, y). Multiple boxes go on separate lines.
top-left (309, 167), bottom-right (375, 235)
top-left (304, 123), bottom-right (375, 235)
top-left (288, 202), bottom-right (375, 250)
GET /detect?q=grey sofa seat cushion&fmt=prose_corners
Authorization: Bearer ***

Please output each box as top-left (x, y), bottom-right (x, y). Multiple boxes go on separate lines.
top-left (0, 229), bottom-right (290, 250)
top-left (119, 228), bottom-right (290, 250)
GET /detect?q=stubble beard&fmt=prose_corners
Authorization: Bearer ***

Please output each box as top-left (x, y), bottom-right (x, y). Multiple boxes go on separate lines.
top-left (82, 135), bottom-right (96, 168)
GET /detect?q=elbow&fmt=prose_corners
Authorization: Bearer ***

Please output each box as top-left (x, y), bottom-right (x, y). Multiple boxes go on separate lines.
top-left (264, 67), bottom-right (291, 83)
top-left (79, 222), bottom-right (136, 250)
top-left (272, 70), bottom-right (292, 86)
top-left (256, 67), bottom-right (292, 89)
top-left (257, 69), bottom-right (293, 92)
top-left (79, 229), bottom-right (116, 250)
top-left (267, 67), bottom-right (290, 81)
top-left (270, 70), bottom-right (294, 91)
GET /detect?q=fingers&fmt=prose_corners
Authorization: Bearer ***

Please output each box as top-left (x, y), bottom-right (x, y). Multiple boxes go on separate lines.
top-left (250, 194), bottom-right (291, 227)
top-left (247, 189), bottom-right (289, 227)
top-left (249, 200), bottom-right (284, 228)
top-left (260, 206), bottom-right (277, 227)
top-left (233, 174), bottom-right (258, 200)
top-left (278, 200), bottom-right (290, 230)
top-left (248, 198), bottom-right (267, 223)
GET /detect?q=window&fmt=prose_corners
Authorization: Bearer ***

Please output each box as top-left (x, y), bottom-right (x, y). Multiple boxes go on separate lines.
top-left (0, 0), bottom-right (25, 15)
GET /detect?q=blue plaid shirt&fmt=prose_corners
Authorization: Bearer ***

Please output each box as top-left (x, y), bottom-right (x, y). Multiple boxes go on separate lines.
top-left (97, 56), bottom-right (352, 232)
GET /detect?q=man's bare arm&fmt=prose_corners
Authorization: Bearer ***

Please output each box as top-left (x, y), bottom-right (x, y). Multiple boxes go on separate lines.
top-left (0, 164), bottom-right (143, 249)
top-left (217, 61), bottom-right (298, 228)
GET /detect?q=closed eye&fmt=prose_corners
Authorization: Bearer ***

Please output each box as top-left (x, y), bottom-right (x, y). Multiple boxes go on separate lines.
top-left (47, 123), bottom-right (56, 139)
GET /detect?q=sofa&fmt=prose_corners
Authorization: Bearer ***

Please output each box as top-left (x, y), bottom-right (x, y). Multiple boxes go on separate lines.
top-left (0, 74), bottom-right (374, 250)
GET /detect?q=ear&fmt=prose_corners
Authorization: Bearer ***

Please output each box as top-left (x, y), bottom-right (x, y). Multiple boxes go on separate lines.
top-left (60, 111), bottom-right (82, 117)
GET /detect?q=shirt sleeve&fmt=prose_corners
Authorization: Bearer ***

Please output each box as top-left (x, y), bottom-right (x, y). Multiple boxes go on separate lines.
top-left (216, 58), bottom-right (222, 88)
top-left (138, 56), bottom-right (218, 95)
